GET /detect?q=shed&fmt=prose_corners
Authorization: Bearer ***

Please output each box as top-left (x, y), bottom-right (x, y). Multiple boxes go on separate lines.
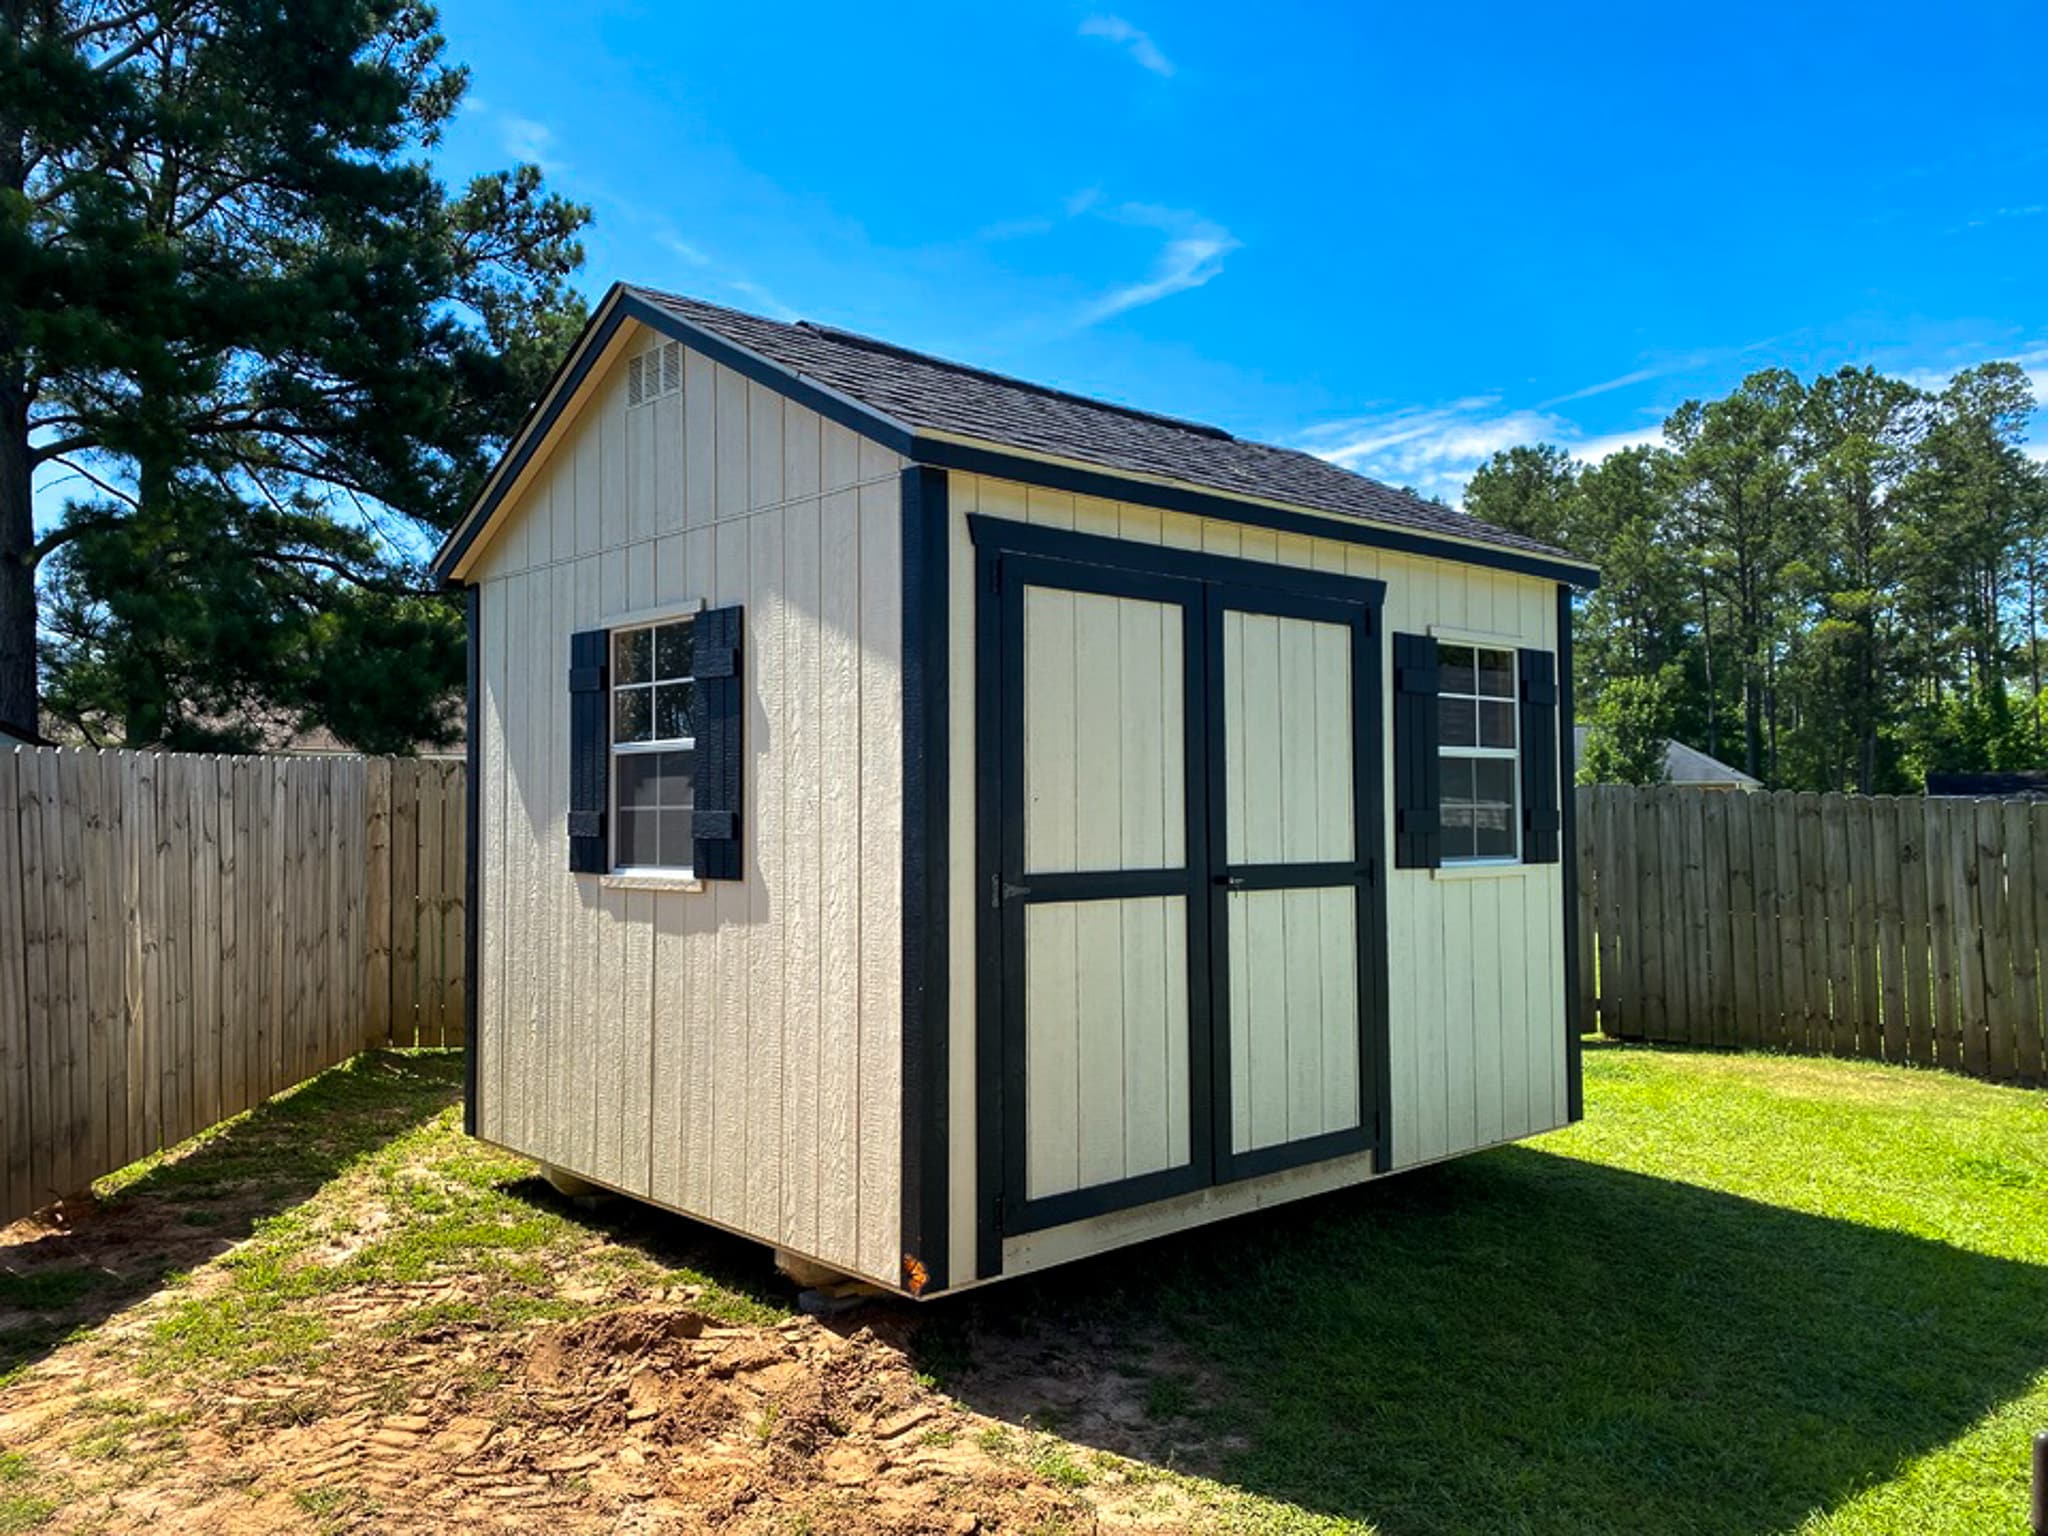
top-left (430, 284), bottom-right (1601, 1298)
top-left (1571, 728), bottom-right (1760, 791)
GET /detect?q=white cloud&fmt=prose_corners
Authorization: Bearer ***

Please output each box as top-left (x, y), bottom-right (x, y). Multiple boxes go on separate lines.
top-left (646, 225), bottom-right (798, 320)
top-left (1082, 204), bottom-right (1239, 323)
top-left (1567, 426), bottom-right (1667, 463)
top-left (1079, 15), bottom-right (1174, 76)
top-left (496, 111), bottom-right (565, 173)
top-left (1299, 397), bottom-right (1670, 503)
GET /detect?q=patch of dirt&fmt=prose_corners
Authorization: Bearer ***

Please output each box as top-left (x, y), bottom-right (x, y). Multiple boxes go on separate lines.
top-left (1, 1076), bottom-right (1233, 1535)
top-left (0, 1280), bottom-right (1127, 1535)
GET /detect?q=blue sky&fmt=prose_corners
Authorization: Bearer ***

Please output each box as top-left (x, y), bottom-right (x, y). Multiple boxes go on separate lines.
top-left (430, 0), bottom-right (2047, 503)
top-left (29, 0), bottom-right (2043, 535)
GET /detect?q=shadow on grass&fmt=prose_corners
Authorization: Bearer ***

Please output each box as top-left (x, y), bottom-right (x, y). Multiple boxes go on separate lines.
top-left (920, 1147), bottom-right (2048, 1535)
top-left (492, 1173), bottom-right (797, 1318)
top-left (0, 1051), bottom-right (463, 1384)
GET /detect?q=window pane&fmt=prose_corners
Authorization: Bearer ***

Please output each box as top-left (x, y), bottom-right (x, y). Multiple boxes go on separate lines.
top-left (1479, 699), bottom-right (1517, 749)
top-left (615, 628), bottom-right (652, 686)
top-left (1437, 643), bottom-right (1477, 697)
top-left (1439, 755), bottom-right (1476, 862)
top-left (614, 687), bottom-right (651, 743)
top-left (616, 809), bottom-right (657, 868)
top-left (1472, 757), bottom-right (1518, 859)
top-left (658, 809), bottom-right (694, 869)
top-left (655, 622), bottom-right (694, 681)
top-left (654, 681), bottom-right (697, 742)
top-left (1477, 648), bottom-right (1515, 699)
top-left (657, 749), bottom-right (695, 807)
top-left (617, 750), bottom-right (661, 811)
top-left (1439, 696), bottom-right (1476, 747)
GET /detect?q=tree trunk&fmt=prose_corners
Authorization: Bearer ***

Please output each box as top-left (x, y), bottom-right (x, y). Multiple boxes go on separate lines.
top-left (0, 371), bottom-right (33, 735)
top-left (0, 59), bottom-right (36, 736)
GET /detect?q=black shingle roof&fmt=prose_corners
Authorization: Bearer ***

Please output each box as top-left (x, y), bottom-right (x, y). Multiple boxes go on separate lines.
top-left (625, 286), bottom-right (1577, 566)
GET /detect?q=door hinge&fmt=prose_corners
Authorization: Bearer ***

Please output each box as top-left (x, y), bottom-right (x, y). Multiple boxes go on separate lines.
top-left (987, 559), bottom-right (1002, 594)
top-left (990, 873), bottom-right (1030, 907)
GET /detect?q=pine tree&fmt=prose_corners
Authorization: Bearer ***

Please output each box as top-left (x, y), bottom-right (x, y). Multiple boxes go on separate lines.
top-left (2, 0), bottom-right (588, 747)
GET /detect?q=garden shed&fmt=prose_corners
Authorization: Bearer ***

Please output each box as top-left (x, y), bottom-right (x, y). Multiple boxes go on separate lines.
top-left (430, 283), bottom-right (1601, 1298)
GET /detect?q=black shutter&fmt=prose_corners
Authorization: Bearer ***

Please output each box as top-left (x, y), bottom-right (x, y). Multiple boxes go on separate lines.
top-left (1392, 632), bottom-right (1441, 870)
top-left (567, 628), bottom-right (610, 873)
top-left (692, 604), bottom-right (745, 880)
top-left (1518, 647), bottom-right (1561, 864)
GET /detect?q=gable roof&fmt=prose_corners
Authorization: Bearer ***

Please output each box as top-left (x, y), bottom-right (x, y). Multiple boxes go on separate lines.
top-left (432, 283), bottom-right (1599, 586)
top-left (1572, 727), bottom-right (1761, 789)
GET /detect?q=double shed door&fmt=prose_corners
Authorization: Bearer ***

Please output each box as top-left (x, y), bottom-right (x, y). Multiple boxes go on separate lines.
top-left (979, 528), bottom-right (1388, 1244)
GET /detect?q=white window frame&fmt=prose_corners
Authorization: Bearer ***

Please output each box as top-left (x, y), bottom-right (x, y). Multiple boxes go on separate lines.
top-left (1434, 635), bottom-right (1521, 868)
top-left (609, 614), bottom-right (698, 881)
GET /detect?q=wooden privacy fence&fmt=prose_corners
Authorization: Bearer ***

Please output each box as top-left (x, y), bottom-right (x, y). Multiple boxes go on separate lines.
top-left (0, 748), bottom-right (467, 1226)
top-left (1577, 784), bottom-right (2048, 1083)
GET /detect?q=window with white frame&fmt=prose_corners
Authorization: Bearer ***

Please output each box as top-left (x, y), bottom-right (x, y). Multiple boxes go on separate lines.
top-left (611, 618), bottom-right (696, 873)
top-left (1437, 642), bottom-right (1519, 863)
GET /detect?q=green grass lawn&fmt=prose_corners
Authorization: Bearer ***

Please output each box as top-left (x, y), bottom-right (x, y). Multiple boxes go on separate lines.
top-left (3, 1044), bottom-right (2044, 1534)
top-left (926, 1044), bottom-right (2048, 1535)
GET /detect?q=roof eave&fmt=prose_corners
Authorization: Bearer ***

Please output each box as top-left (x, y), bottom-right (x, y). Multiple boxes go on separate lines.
top-left (432, 285), bottom-right (1600, 593)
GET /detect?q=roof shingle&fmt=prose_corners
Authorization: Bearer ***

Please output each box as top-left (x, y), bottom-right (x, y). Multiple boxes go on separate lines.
top-left (626, 286), bottom-right (1579, 566)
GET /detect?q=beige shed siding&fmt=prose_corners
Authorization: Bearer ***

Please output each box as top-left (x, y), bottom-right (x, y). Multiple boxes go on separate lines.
top-left (469, 322), bottom-right (906, 1287)
top-left (943, 472), bottom-right (1567, 1286)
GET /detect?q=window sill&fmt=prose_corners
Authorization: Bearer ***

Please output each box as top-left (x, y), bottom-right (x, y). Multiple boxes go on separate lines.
top-left (1430, 861), bottom-right (1527, 881)
top-left (595, 871), bottom-right (704, 893)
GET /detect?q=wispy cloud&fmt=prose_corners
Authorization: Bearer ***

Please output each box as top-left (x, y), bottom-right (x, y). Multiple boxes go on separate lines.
top-left (650, 229), bottom-right (799, 320)
top-left (1082, 204), bottom-right (1239, 323)
top-left (1080, 15), bottom-right (1174, 76)
top-left (1299, 396), bottom-right (1668, 503)
top-left (1566, 425), bottom-right (1667, 462)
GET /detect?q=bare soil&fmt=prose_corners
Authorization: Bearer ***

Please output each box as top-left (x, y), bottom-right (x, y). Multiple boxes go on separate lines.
top-left (0, 1195), bottom-right (1206, 1535)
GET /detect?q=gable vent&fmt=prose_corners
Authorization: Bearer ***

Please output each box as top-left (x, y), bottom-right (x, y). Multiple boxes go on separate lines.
top-left (627, 340), bottom-right (683, 410)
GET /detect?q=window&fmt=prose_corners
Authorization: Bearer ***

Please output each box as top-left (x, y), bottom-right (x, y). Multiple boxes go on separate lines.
top-left (611, 618), bottom-right (696, 873)
top-left (1437, 642), bottom-right (1519, 863)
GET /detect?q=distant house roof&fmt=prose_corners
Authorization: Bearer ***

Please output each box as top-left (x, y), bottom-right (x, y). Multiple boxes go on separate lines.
top-left (433, 284), bottom-right (1602, 586)
top-left (1573, 726), bottom-right (1760, 789)
top-left (1925, 771), bottom-right (2048, 799)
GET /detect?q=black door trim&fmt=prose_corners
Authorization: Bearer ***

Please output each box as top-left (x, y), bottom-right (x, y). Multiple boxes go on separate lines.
top-left (971, 518), bottom-right (1389, 1277)
top-left (1204, 582), bottom-right (1391, 1186)
top-left (968, 514), bottom-right (1389, 606)
top-left (983, 550), bottom-right (1216, 1246)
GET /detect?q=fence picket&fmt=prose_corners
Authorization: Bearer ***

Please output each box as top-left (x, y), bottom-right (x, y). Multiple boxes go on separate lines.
top-left (0, 747), bottom-right (466, 1227)
top-left (1569, 784), bottom-right (2044, 1088)
top-left (1631, 788), bottom-right (1665, 1039)
top-left (1873, 800), bottom-right (1907, 1066)
top-left (0, 753), bottom-right (28, 1224)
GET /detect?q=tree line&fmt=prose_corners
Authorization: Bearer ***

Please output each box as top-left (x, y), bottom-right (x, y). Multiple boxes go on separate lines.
top-left (1466, 363), bottom-right (2048, 792)
top-left (3, 0), bottom-right (589, 753)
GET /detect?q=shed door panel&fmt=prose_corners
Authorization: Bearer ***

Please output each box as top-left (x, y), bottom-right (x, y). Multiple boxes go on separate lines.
top-left (1211, 594), bottom-right (1374, 1178)
top-left (1023, 588), bottom-right (1185, 874)
top-left (1023, 895), bottom-right (1190, 1200)
top-left (983, 545), bottom-right (1384, 1249)
top-left (1000, 564), bottom-right (1211, 1231)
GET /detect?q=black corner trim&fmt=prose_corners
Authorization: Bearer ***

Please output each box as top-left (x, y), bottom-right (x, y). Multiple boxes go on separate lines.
top-left (900, 466), bottom-right (951, 1295)
top-left (1557, 587), bottom-right (1584, 1122)
top-left (463, 583), bottom-right (482, 1136)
